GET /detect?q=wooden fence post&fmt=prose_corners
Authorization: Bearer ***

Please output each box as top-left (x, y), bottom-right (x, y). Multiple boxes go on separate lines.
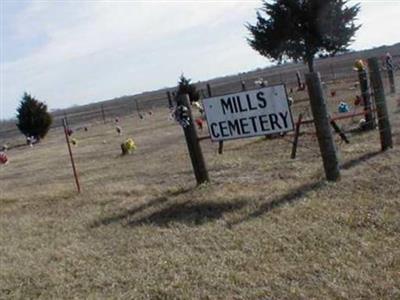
top-left (167, 91), bottom-right (173, 108)
top-left (206, 83), bottom-right (212, 99)
top-left (296, 71), bottom-right (302, 90)
top-left (357, 68), bottom-right (375, 130)
top-left (368, 57), bottom-right (393, 151)
top-left (62, 118), bottom-right (81, 193)
top-left (178, 94), bottom-right (209, 185)
top-left (241, 80), bottom-right (247, 91)
top-left (241, 81), bottom-right (246, 91)
top-left (101, 104), bottom-right (106, 124)
top-left (206, 83), bottom-right (224, 154)
top-left (135, 99), bottom-right (142, 118)
top-left (306, 72), bottom-right (340, 181)
top-left (388, 67), bottom-right (396, 94)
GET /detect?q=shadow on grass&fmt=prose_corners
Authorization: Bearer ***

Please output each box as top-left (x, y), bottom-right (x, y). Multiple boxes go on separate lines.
top-left (128, 200), bottom-right (247, 227)
top-left (341, 150), bottom-right (381, 170)
top-left (7, 143), bottom-right (27, 150)
top-left (93, 150), bottom-right (384, 229)
top-left (229, 150), bottom-right (383, 227)
top-left (90, 187), bottom-right (194, 228)
top-left (228, 181), bottom-right (326, 227)
top-left (90, 196), bottom-right (169, 228)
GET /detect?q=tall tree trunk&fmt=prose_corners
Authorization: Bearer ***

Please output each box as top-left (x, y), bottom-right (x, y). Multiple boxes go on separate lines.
top-left (307, 57), bottom-right (315, 73)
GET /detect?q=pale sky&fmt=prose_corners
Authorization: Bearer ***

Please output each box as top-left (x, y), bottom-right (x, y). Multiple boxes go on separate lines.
top-left (1, 0), bottom-right (399, 120)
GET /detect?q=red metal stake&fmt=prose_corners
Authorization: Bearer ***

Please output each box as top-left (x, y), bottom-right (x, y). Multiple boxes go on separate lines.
top-left (63, 118), bottom-right (81, 193)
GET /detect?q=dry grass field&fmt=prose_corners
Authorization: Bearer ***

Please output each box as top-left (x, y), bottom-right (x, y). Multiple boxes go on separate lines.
top-left (1, 75), bottom-right (400, 299)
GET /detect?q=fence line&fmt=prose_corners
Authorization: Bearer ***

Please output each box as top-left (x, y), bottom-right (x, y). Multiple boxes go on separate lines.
top-left (1, 58), bottom-right (398, 140)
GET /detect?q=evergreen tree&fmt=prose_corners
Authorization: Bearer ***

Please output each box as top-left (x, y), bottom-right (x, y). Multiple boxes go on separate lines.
top-left (247, 0), bottom-right (360, 72)
top-left (16, 92), bottom-right (52, 140)
top-left (176, 74), bottom-right (200, 103)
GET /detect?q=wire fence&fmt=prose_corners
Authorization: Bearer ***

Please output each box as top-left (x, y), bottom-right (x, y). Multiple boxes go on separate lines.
top-left (1, 53), bottom-right (398, 141)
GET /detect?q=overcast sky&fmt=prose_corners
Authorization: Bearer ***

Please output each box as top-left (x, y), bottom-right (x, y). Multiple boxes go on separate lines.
top-left (1, 0), bottom-right (399, 120)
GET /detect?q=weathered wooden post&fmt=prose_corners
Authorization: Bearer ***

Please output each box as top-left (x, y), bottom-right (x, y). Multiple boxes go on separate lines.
top-left (357, 64), bottom-right (375, 130)
top-left (388, 69), bottom-right (396, 94)
top-left (241, 80), bottom-right (247, 91)
top-left (206, 83), bottom-right (212, 99)
top-left (384, 53), bottom-right (396, 94)
top-left (240, 80), bottom-right (247, 92)
top-left (135, 99), bottom-right (142, 118)
top-left (296, 71), bottom-right (303, 90)
top-left (306, 72), bottom-right (340, 181)
top-left (101, 104), bottom-right (106, 124)
top-left (167, 91), bottom-right (173, 108)
top-left (177, 94), bottom-right (209, 185)
top-left (62, 118), bottom-right (81, 193)
top-left (368, 57), bottom-right (393, 151)
top-left (206, 83), bottom-right (224, 154)
top-left (387, 66), bottom-right (396, 95)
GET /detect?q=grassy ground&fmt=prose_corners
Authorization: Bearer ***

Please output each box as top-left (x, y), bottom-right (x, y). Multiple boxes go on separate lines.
top-left (1, 78), bottom-right (400, 299)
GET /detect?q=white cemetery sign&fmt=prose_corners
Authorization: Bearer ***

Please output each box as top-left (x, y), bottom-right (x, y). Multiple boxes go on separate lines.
top-left (203, 85), bottom-right (294, 141)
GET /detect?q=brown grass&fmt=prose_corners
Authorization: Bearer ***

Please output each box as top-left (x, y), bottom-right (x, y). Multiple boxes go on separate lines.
top-left (1, 77), bottom-right (400, 299)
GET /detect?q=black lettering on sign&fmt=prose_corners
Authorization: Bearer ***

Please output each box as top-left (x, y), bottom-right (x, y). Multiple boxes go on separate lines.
top-left (219, 121), bottom-right (229, 137)
top-left (257, 91), bottom-right (267, 108)
top-left (237, 96), bottom-right (248, 112)
top-left (259, 115), bottom-right (270, 132)
top-left (239, 118), bottom-right (250, 134)
top-left (221, 98), bottom-right (233, 115)
top-left (246, 94), bottom-right (258, 111)
top-left (232, 97), bottom-right (239, 113)
top-left (279, 111), bottom-right (289, 128)
top-left (210, 123), bottom-right (220, 138)
top-left (269, 113), bottom-right (282, 130)
top-left (248, 116), bottom-right (258, 133)
top-left (227, 119), bottom-right (241, 135)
